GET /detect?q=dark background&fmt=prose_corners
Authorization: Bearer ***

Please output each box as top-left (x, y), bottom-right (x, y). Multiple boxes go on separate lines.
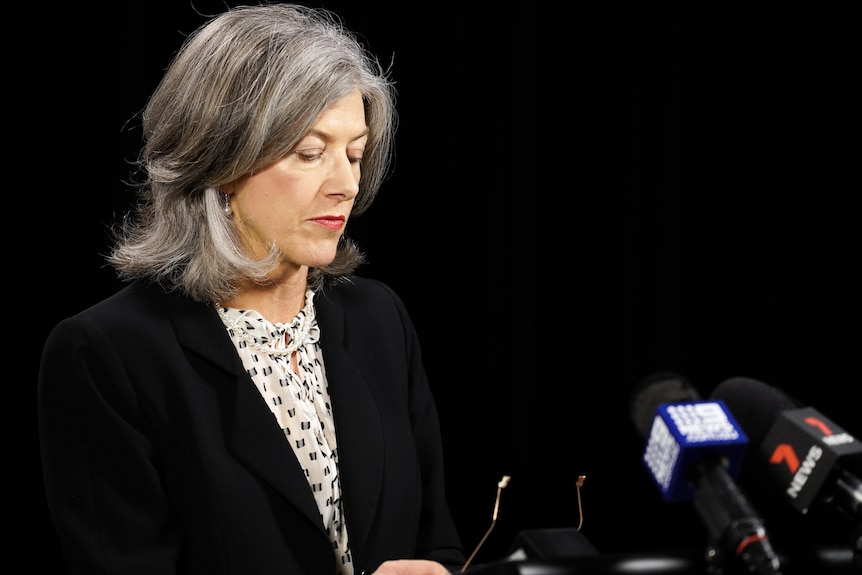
top-left (12, 0), bottom-right (860, 571)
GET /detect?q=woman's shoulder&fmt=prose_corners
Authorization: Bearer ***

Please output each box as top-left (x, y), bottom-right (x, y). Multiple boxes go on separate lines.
top-left (316, 276), bottom-right (423, 354)
top-left (317, 275), bottom-right (411, 323)
top-left (51, 281), bottom-right (206, 341)
top-left (73, 281), bottom-right (188, 318)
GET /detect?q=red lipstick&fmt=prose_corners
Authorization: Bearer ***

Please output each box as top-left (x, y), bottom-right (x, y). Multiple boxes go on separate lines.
top-left (312, 216), bottom-right (345, 230)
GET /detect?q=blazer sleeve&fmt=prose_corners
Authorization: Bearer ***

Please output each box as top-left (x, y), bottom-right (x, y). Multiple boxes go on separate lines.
top-left (38, 314), bottom-right (183, 574)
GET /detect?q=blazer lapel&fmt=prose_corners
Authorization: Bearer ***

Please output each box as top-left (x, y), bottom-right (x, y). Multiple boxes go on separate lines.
top-left (315, 288), bottom-right (385, 555)
top-left (165, 289), bottom-right (324, 530)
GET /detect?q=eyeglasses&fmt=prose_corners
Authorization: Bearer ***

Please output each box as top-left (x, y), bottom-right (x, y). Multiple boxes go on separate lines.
top-left (460, 475), bottom-right (510, 572)
top-left (574, 474), bottom-right (586, 531)
top-left (460, 474), bottom-right (588, 572)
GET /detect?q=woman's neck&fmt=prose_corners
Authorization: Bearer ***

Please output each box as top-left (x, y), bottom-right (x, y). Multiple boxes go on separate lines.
top-left (222, 271), bottom-right (309, 324)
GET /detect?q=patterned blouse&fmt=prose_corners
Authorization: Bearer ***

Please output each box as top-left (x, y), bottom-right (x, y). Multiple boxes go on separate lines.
top-left (216, 290), bottom-right (353, 574)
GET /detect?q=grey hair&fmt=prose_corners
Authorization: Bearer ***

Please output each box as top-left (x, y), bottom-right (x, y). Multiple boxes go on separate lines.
top-left (108, 3), bottom-right (397, 302)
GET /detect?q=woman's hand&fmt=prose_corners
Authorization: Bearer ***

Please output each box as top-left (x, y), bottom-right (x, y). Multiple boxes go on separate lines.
top-left (371, 559), bottom-right (453, 574)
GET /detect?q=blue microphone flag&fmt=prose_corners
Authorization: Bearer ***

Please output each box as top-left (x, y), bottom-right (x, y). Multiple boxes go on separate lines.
top-left (642, 400), bottom-right (749, 501)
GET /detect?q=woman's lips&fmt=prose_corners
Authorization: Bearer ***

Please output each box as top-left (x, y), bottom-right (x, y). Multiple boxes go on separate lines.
top-left (312, 216), bottom-right (345, 230)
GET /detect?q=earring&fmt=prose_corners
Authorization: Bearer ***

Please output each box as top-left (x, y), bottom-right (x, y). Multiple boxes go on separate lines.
top-left (222, 193), bottom-right (232, 216)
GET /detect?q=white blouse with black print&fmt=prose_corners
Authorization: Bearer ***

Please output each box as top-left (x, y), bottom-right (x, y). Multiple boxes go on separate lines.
top-left (216, 289), bottom-right (353, 575)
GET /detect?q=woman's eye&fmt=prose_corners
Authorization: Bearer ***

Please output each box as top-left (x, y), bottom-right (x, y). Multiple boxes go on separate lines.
top-left (296, 151), bottom-right (323, 162)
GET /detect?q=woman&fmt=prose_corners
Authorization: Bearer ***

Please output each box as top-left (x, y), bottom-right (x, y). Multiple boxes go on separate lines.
top-left (38, 4), bottom-right (465, 574)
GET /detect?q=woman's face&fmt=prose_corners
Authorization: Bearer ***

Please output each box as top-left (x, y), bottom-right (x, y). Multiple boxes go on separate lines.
top-left (225, 89), bottom-right (368, 274)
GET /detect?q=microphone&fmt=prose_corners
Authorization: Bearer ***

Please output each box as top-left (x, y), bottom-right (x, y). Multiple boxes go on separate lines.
top-left (630, 372), bottom-right (782, 574)
top-left (711, 376), bottom-right (862, 524)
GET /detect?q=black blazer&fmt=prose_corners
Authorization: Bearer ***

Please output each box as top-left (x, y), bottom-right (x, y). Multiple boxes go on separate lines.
top-left (38, 277), bottom-right (465, 574)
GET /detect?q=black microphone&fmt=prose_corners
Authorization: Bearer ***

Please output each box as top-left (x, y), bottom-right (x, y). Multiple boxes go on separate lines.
top-left (630, 372), bottom-right (782, 574)
top-left (711, 377), bottom-right (862, 524)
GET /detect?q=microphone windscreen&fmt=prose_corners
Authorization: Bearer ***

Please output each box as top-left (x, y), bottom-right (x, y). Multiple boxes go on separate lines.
top-left (711, 377), bottom-right (800, 445)
top-left (629, 372), bottom-right (701, 438)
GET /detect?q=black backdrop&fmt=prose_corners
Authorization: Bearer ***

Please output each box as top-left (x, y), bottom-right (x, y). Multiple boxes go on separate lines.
top-left (13, 1), bottom-right (860, 571)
